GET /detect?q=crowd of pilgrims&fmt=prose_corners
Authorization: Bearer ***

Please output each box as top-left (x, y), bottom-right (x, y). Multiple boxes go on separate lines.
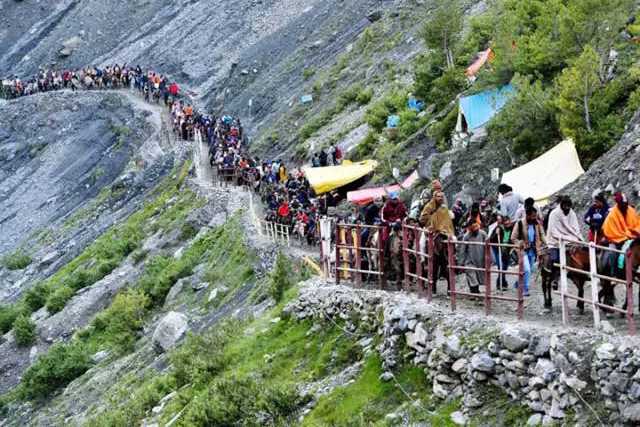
top-left (5, 64), bottom-right (638, 301)
top-left (337, 182), bottom-right (640, 296)
top-left (168, 103), bottom-right (344, 246)
top-left (166, 98), bottom-right (640, 299)
top-left (1, 64), bottom-right (180, 102)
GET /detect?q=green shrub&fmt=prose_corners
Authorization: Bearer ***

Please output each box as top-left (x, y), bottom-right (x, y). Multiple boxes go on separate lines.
top-left (1, 250), bottom-right (32, 271)
top-left (90, 290), bottom-right (149, 354)
top-left (170, 324), bottom-right (235, 387)
top-left (0, 305), bottom-right (19, 334)
top-left (338, 84), bottom-right (372, 109)
top-left (356, 87), bottom-right (374, 105)
top-left (23, 284), bottom-right (50, 313)
top-left (180, 223), bottom-right (198, 241)
top-left (268, 253), bottom-right (293, 302)
top-left (20, 342), bottom-right (90, 399)
top-left (302, 68), bottom-right (316, 80)
top-left (45, 286), bottom-right (75, 314)
top-left (181, 377), bottom-right (306, 426)
top-left (364, 91), bottom-right (406, 133)
top-left (131, 249), bottom-right (148, 264)
top-left (430, 106), bottom-right (459, 151)
top-left (13, 315), bottom-right (36, 347)
top-left (354, 131), bottom-right (379, 159)
top-left (427, 67), bottom-right (466, 111)
top-left (487, 75), bottom-right (560, 159)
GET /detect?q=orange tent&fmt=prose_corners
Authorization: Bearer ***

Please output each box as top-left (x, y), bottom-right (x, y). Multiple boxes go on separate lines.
top-left (465, 48), bottom-right (495, 79)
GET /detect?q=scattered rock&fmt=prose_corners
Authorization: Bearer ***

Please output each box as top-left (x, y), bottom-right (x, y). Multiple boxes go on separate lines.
top-left (379, 372), bottom-right (394, 382)
top-left (367, 10), bottom-right (382, 22)
top-left (91, 350), bottom-right (110, 364)
top-left (623, 403), bottom-right (640, 422)
top-left (470, 352), bottom-right (495, 373)
top-left (500, 328), bottom-right (530, 352)
top-left (527, 413), bottom-right (542, 426)
top-left (450, 410), bottom-right (467, 426)
top-left (152, 312), bottom-right (189, 352)
top-left (192, 282), bottom-right (209, 291)
top-left (534, 359), bottom-right (557, 383)
top-left (451, 358), bottom-right (468, 374)
top-left (596, 343), bottom-right (616, 360)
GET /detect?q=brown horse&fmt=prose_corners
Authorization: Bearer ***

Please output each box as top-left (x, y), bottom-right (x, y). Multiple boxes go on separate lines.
top-left (540, 246), bottom-right (589, 313)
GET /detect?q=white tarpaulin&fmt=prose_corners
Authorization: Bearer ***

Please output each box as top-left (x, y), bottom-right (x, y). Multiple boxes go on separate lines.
top-left (501, 140), bottom-right (585, 206)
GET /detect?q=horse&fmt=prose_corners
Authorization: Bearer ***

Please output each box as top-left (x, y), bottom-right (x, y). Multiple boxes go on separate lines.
top-left (540, 245), bottom-right (590, 314)
top-left (386, 225), bottom-right (404, 290)
top-left (599, 239), bottom-right (640, 312)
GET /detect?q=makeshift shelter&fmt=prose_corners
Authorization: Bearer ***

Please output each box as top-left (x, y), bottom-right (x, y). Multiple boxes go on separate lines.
top-left (465, 48), bottom-right (495, 81)
top-left (501, 140), bottom-right (585, 206)
top-left (303, 160), bottom-right (378, 195)
top-left (456, 84), bottom-right (515, 134)
top-left (347, 170), bottom-right (420, 206)
top-left (386, 115), bottom-right (400, 128)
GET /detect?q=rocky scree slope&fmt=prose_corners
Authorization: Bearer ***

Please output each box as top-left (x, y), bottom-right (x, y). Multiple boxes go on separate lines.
top-left (0, 0), bottom-right (434, 156)
top-left (0, 90), bottom-right (180, 302)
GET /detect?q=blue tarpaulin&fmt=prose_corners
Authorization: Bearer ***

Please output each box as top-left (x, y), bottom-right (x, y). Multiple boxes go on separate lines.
top-left (300, 94), bottom-right (313, 104)
top-left (459, 84), bottom-right (515, 130)
top-left (407, 97), bottom-right (424, 112)
top-left (386, 115), bottom-right (400, 128)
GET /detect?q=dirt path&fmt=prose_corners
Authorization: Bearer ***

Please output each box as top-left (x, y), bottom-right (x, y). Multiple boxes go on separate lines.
top-left (193, 131), bottom-right (216, 190)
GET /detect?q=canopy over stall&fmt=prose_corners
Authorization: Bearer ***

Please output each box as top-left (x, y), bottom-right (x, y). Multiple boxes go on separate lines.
top-left (347, 170), bottom-right (420, 205)
top-left (303, 160), bottom-right (378, 195)
top-left (501, 140), bottom-right (585, 206)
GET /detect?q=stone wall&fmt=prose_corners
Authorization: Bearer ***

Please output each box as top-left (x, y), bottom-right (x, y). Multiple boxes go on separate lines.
top-left (284, 280), bottom-right (640, 425)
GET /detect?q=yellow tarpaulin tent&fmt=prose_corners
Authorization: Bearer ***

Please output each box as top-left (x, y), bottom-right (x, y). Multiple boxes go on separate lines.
top-left (501, 140), bottom-right (585, 206)
top-left (303, 160), bottom-right (378, 195)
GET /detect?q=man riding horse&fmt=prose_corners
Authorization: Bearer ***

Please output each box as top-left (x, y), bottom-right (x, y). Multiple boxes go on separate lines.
top-left (601, 192), bottom-right (640, 309)
top-left (541, 196), bottom-right (585, 311)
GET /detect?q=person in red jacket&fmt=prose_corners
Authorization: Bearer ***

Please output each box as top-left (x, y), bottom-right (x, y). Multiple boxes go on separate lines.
top-left (277, 200), bottom-right (290, 223)
top-left (381, 192), bottom-right (407, 223)
top-left (381, 192), bottom-right (407, 245)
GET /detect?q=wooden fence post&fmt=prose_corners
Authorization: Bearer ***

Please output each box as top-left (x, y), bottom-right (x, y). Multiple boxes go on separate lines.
top-left (447, 239), bottom-right (456, 313)
top-left (484, 241), bottom-right (492, 316)
top-left (517, 245), bottom-right (524, 320)
top-left (414, 229), bottom-right (424, 297)
top-left (588, 242), bottom-right (601, 329)
top-left (626, 249), bottom-right (636, 336)
top-left (355, 225), bottom-right (362, 287)
top-left (378, 226), bottom-right (385, 290)
top-left (335, 225), bottom-right (341, 284)
top-left (559, 237), bottom-right (569, 326)
top-left (427, 232), bottom-right (434, 303)
top-left (402, 225), bottom-right (410, 291)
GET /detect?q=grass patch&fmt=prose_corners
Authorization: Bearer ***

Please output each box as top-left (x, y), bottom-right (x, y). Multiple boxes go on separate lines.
top-left (268, 253), bottom-right (293, 302)
top-left (303, 354), bottom-right (431, 426)
top-left (1, 249), bottom-right (32, 271)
